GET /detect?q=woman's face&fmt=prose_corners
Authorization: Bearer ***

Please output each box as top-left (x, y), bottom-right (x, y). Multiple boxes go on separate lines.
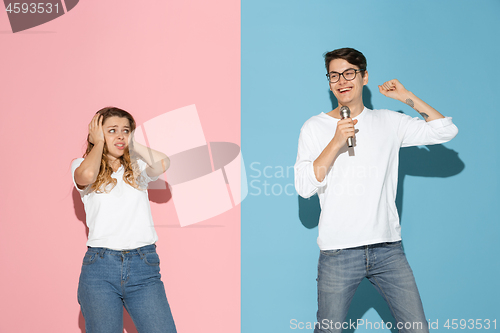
top-left (102, 116), bottom-right (131, 160)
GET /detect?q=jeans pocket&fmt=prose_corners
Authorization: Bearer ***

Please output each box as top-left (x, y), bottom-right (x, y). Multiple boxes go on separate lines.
top-left (82, 251), bottom-right (98, 265)
top-left (320, 249), bottom-right (343, 257)
top-left (143, 252), bottom-right (160, 266)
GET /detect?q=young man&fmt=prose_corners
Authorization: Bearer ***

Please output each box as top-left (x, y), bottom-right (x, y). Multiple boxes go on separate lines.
top-left (294, 48), bottom-right (458, 333)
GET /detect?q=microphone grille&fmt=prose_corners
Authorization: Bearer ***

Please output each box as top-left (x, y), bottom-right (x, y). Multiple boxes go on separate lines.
top-left (340, 106), bottom-right (351, 118)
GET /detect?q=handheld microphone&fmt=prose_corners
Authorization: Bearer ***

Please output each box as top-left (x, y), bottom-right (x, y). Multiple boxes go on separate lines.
top-left (339, 106), bottom-right (353, 148)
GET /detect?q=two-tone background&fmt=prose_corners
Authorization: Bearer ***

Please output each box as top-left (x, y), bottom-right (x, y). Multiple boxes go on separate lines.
top-left (1, 0), bottom-right (499, 332)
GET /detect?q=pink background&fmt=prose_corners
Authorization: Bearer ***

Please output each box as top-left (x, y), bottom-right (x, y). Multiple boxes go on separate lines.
top-left (0, 1), bottom-right (240, 332)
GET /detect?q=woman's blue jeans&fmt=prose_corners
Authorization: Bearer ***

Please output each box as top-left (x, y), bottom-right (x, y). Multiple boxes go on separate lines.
top-left (77, 244), bottom-right (177, 333)
top-left (314, 241), bottom-right (428, 333)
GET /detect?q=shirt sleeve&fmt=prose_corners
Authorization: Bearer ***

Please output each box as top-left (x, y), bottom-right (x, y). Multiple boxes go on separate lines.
top-left (397, 114), bottom-right (459, 147)
top-left (71, 158), bottom-right (88, 193)
top-left (136, 159), bottom-right (160, 184)
top-left (294, 127), bottom-right (327, 199)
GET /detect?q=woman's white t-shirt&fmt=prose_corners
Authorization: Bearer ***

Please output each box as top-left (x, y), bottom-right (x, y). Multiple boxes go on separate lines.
top-left (71, 158), bottom-right (159, 250)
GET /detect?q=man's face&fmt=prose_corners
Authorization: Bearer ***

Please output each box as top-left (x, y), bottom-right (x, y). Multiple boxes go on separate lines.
top-left (328, 58), bottom-right (368, 107)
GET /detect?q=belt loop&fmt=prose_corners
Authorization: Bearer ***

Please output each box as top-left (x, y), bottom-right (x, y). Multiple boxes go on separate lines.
top-left (137, 247), bottom-right (145, 259)
top-left (99, 248), bottom-right (106, 258)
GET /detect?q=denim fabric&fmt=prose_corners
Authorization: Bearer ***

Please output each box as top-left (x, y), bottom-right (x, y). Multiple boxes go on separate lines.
top-left (314, 241), bottom-right (428, 333)
top-left (77, 244), bottom-right (176, 333)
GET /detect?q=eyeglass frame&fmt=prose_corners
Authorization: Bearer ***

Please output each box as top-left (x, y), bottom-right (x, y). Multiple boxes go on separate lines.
top-left (326, 68), bottom-right (366, 83)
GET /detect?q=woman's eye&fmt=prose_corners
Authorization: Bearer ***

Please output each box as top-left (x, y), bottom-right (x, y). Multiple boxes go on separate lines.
top-left (109, 129), bottom-right (115, 133)
top-left (124, 130), bottom-right (129, 134)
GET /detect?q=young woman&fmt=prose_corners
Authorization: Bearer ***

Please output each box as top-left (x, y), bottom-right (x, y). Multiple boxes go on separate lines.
top-left (71, 107), bottom-right (176, 333)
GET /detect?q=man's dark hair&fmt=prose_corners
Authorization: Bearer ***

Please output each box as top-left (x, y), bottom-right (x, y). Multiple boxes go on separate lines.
top-left (324, 48), bottom-right (367, 75)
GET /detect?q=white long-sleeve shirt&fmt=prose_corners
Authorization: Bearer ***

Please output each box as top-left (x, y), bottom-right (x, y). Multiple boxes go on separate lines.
top-left (294, 108), bottom-right (458, 250)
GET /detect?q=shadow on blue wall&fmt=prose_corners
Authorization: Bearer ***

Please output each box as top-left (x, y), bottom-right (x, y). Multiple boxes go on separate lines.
top-left (297, 86), bottom-right (464, 332)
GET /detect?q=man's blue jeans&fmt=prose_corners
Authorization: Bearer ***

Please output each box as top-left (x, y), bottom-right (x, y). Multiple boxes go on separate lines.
top-left (77, 244), bottom-right (177, 333)
top-left (314, 241), bottom-right (428, 333)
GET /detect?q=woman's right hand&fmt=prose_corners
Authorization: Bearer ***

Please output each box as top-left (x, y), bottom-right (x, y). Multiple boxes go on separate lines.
top-left (88, 113), bottom-right (104, 145)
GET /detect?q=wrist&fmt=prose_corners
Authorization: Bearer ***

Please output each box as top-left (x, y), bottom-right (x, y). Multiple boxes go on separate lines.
top-left (400, 90), bottom-right (414, 104)
top-left (403, 91), bottom-right (419, 107)
top-left (330, 137), bottom-right (344, 152)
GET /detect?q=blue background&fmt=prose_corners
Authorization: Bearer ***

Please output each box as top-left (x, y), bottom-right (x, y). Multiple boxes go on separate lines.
top-left (242, 0), bottom-right (499, 332)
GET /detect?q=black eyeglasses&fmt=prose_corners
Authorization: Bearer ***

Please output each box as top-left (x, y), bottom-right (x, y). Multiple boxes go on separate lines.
top-left (326, 68), bottom-right (365, 83)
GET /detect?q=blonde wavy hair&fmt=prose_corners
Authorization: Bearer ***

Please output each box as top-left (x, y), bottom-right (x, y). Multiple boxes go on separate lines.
top-left (83, 107), bottom-right (143, 193)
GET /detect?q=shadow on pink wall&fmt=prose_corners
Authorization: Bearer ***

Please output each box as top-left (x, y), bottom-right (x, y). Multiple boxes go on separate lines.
top-left (72, 188), bottom-right (88, 237)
